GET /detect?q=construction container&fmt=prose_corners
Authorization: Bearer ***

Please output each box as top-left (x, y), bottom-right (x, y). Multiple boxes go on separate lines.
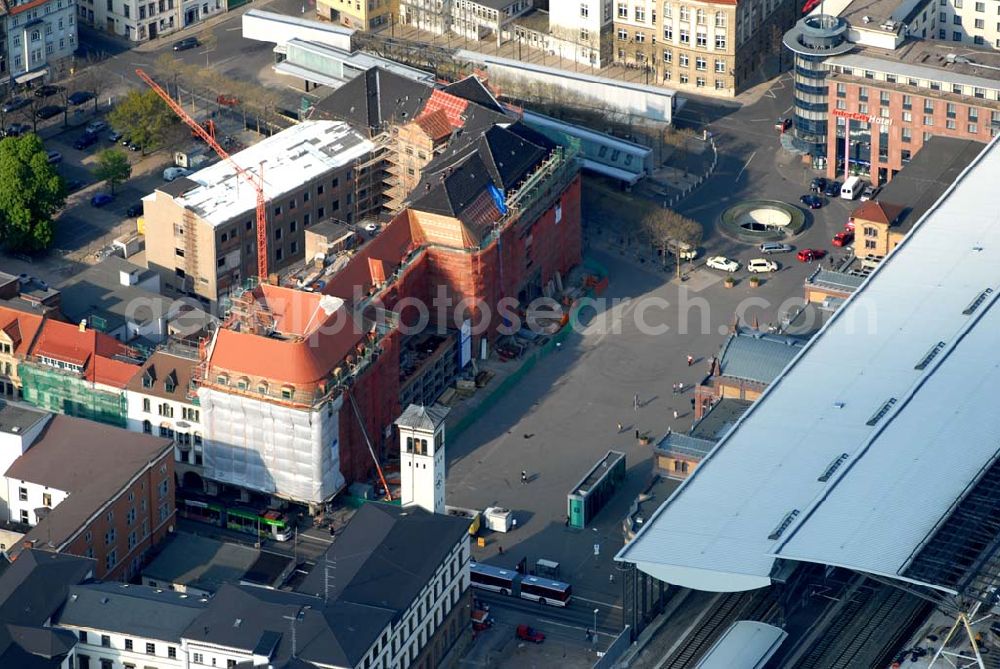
top-left (484, 507), bottom-right (513, 533)
top-left (446, 505), bottom-right (482, 536)
top-left (567, 451), bottom-right (626, 529)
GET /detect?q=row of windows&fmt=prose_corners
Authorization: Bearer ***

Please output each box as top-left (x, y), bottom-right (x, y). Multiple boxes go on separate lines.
top-left (613, 2), bottom-right (729, 27)
top-left (618, 26), bottom-right (728, 49)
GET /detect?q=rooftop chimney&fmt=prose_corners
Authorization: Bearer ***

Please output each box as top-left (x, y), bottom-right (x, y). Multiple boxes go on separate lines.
top-left (78, 319), bottom-right (87, 333)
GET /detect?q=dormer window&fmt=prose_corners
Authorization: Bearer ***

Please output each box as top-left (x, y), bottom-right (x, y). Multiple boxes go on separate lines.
top-left (257, 382), bottom-right (268, 395)
top-left (164, 372), bottom-right (177, 393)
top-left (216, 374), bottom-right (228, 386)
top-left (142, 375), bottom-right (153, 388)
top-left (281, 385), bottom-right (294, 400)
top-left (237, 377), bottom-right (250, 390)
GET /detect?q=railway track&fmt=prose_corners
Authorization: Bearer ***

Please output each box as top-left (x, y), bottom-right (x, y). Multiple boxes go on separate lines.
top-left (658, 587), bottom-right (781, 669)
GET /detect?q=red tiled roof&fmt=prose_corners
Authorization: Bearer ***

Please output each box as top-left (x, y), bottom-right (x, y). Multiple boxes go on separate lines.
top-left (0, 306), bottom-right (43, 356)
top-left (8, 0), bottom-right (50, 15)
top-left (29, 319), bottom-right (138, 387)
top-left (414, 109), bottom-right (453, 141)
top-left (851, 201), bottom-right (906, 226)
top-left (324, 210), bottom-right (418, 302)
top-left (421, 89), bottom-right (469, 129)
top-left (207, 285), bottom-right (367, 388)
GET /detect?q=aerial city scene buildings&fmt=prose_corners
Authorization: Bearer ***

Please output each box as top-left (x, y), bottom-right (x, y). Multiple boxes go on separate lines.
top-left (1, 0), bottom-right (1000, 667)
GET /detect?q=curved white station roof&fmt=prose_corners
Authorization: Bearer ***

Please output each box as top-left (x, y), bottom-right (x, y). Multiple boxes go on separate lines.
top-left (617, 135), bottom-right (1000, 593)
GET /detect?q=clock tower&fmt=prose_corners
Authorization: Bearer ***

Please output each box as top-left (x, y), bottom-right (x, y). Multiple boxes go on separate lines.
top-left (395, 403), bottom-right (450, 514)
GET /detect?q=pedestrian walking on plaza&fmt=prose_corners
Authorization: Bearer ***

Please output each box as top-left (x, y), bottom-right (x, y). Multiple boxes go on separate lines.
top-left (609, 573), bottom-right (615, 584)
top-left (617, 421), bottom-right (623, 433)
top-left (498, 545), bottom-right (503, 555)
top-left (678, 382), bottom-right (685, 393)
top-left (521, 470), bottom-right (527, 485)
top-left (687, 354), bottom-right (694, 366)
top-left (672, 382), bottom-right (678, 394)
top-left (673, 409), bottom-right (679, 420)
top-left (512, 518), bottom-right (518, 530)
top-left (634, 393), bottom-right (640, 411)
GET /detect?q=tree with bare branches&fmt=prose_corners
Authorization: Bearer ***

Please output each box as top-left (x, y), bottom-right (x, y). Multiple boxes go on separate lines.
top-left (639, 206), bottom-right (703, 273)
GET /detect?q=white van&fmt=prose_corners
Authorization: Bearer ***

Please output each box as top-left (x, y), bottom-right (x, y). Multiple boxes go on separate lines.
top-left (668, 240), bottom-right (698, 261)
top-left (840, 176), bottom-right (864, 200)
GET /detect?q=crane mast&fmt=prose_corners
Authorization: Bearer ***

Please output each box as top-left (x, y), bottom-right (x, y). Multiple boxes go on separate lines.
top-left (135, 68), bottom-right (270, 280)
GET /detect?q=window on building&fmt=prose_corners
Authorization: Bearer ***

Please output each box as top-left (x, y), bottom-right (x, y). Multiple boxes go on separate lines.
top-left (580, 2), bottom-right (588, 17)
top-left (679, 53), bottom-right (688, 67)
top-left (100, 635), bottom-right (110, 648)
top-left (715, 11), bottom-right (726, 27)
top-left (924, 115), bottom-right (934, 126)
top-left (635, 31), bottom-right (645, 42)
top-left (858, 102), bottom-right (868, 114)
top-left (168, 647), bottom-right (177, 659)
top-left (664, 25), bottom-right (673, 39)
top-left (715, 34), bottom-right (726, 49)
top-left (947, 102), bottom-right (957, 117)
top-left (42, 493), bottom-right (51, 507)
top-left (695, 56), bottom-right (706, 70)
top-left (18, 487), bottom-right (27, 501)
top-left (663, 48), bottom-right (672, 62)
top-left (969, 123), bottom-right (979, 133)
top-left (902, 127), bottom-right (911, 143)
top-left (954, 30), bottom-right (962, 39)
top-left (679, 29), bottom-right (689, 43)
top-left (946, 118), bottom-right (957, 129)
top-left (680, 72), bottom-right (689, 84)
top-left (146, 642), bottom-right (155, 655)
top-left (636, 5), bottom-right (645, 21)
top-left (715, 59), bottom-right (725, 73)
top-left (696, 32), bottom-right (707, 47)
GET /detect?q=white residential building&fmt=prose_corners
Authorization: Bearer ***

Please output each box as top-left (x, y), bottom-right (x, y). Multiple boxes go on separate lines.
top-left (547, 0), bottom-right (613, 66)
top-left (85, 0), bottom-right (224, 43)
top-left (124, 350), bottom-right (206, 490)
top-left (0, 402), bottom-right (50, 521)
top-left (936, 0), bottom-right (1000, 49)
top-left (55, 582), bottom-right (208, 669)
top-left (5, 0), bottom-right (78, 85)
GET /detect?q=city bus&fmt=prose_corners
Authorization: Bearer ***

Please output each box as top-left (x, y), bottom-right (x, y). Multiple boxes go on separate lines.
top-left (469, 562), bottom-right (518, 596)
top-left (519, 575), bottom-right (573, 607)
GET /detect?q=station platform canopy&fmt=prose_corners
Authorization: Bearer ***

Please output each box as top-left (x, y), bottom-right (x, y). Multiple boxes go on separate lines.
top-left (617, 135), bottom-right (1000, 604)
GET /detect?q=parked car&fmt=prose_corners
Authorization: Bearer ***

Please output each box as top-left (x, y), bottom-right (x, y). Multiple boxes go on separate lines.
top-left (34, 85), bottom-right (62, 98)
top-left (516, 625), bottom-right (545, 644)
top-left (163, 167), bottom-right (191, 182)
top-left (809, 177), bottom-right (828, 193)
top-left (2, 97), bottom-right (30, 113)
top-left (859, 185), bottom-right (879, 201)
top-left (121, 136), bottom-right (141, 151)
top-left (90, 193), bottom-right (114, 207)
top-left (64, 179), bottom-right (85, 192)
top-left (799, 194), bottom-right (824, 209)
top-left (85, 120), bottom-right (108, 134)
top-left (747, 258), bottom-right (778, 273)
top-left (173, 37), bottom-right (199, 51)
top-left (823, 181), bottom-right (842, 197)
top-left (73, 132), bottom-right (99, 150)
top-left (36, 105), bottom-right (64, 120)
top-left (45, 150), bottom-right (62, 165)
top-left (126, 202), bottom-right (143, 217)
top-left (832, 230), bottom-right (854, 247)
top-left (217, 94), bottom-right (240, 106)
top-left (797, 248), bottom-right (827, 262)
top-left (775, 117), bottom-right (792, 132)
top-left (706, 256), bottom-right (740, 272)
top-left (759, 242), bottom-right (792, 254)
top-left (67, 91), bottom-right (94, 106)
top-left (4, 122), bottom-right (30, 137)
top-left (108, 130), bottom-right (123, 142)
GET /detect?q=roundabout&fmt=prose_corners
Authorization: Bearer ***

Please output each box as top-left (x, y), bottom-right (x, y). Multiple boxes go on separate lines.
top-left (719, 200), bottom-right (806, 244)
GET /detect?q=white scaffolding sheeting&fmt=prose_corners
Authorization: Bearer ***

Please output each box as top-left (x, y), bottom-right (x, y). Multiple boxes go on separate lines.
top-left (198, 387), bottom-right (345, 504)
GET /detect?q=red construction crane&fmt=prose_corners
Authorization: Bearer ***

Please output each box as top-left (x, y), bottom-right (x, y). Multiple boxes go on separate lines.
top-left (135, 68), bottom-right (270, 281)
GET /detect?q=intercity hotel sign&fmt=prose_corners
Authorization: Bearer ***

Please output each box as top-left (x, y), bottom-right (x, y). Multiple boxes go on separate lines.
top-left (832, 108), bottom-right (893, 126)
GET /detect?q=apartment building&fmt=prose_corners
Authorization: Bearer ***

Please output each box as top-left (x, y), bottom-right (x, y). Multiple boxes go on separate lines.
top-left (934, 0), bottom-right (1000, 49)
top-left (0, 304), bottom-right (42, 399)
top-left (316, 0), bottom-right (396, 30)
top-left (56, 582), bottom-right (206, 669)
top-left (142, 121), bottom-right (375, 313)
top-left (548, 0), bottom-right (614, 66)
top-left (614, 0), bottom-right (797, 96)
top-left (3, 0), bottom-right (78, 86)
top-left (452, 0), bottom-right (532, 45)
top-left (12, 312), bottom-right (142, 428)
top-left (3, 412), bottom-right (175, 580)
top-left (124, 349), bottom-right (206, 490)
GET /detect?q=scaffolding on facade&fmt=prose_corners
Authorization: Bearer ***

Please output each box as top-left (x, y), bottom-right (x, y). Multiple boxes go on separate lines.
top-left (18, 363), bottom-right (129, 427)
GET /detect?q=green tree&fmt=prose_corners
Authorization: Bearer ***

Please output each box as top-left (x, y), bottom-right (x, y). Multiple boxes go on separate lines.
top-left (94, 148), bottom-right (132, 195)
top-left (107, 89), bottom-right (176, 154)
top-left (0, 134), bottom-right (64, 253)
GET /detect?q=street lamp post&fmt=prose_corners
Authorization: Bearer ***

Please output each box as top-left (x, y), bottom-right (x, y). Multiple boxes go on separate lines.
top-left (593, 608), bottom-right (599, 645)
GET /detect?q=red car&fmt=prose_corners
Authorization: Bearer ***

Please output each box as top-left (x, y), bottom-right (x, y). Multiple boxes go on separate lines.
top-left (516, 625), bottom-right (545, 643)
top-left (832, 231), bottom-right (854, 247)
top-left (797, 248), bottom-right (827, 262)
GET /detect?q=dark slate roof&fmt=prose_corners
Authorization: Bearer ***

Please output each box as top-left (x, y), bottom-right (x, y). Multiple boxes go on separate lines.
top-left (443, 76), bottom-right (505, 114)
top-left (690, 399), bottom-right (753, 442)
top-left (182, 584), bottom-right (394, 669)
top-left (875, 136), bottom-right (984, 235)
top-left (395, 403), bottom-right (449, 431)
top-left (313, 67), bottom-right (434, 132)
top-left (0, 550), bottom-right (94, 626)
top-left (296, 503), bottom-right (467, 615)
top-left (506, 120), bottom-right (558, 152)
top-left (141, 533), bottom-right (260, 593)
top-left (411, 153), bottom-right (496, 218)
top-left (717, 329), bottom-right (806, 385)
top-left (0, 625), bottom-right (75, 669)
top-left (475, 125), bottom-right (549, 192)
top-left (56, 582), bottom-right (209, 641)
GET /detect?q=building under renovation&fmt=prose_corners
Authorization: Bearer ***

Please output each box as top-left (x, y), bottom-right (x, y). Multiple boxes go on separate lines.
top-left (193, 110), bottom-right (582, 507)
